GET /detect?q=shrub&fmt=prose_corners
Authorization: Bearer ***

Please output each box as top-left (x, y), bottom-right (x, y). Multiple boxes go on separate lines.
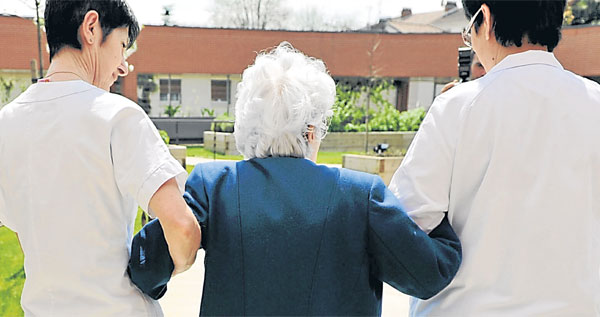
top-left (329, 80), bottom-right (426, 133)
top-left (163, 104), bottom-right (181, 117)
top-left (159, 130), bottom-right (170, 144)
top-left (201, 108), bottom-right (215, 117)
top-left (211, 113), bottom-right (235, 132)
top-left (328, 84), bottom-right (364, 132)
top-left (398, 108), bottom-right (426, 132)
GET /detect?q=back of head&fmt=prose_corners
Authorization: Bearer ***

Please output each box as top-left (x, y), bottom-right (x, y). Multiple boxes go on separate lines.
top-left (234, 42), bottom-right (336, 159)
top-left (44, 0), bottom-right (140, 61)
top-left (462, 0), bottom-right (566, 52)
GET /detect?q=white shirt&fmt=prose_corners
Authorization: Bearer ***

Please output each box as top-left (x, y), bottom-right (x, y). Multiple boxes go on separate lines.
top-left (389, 51), bottom-right (600, 316)
top-left (0, 80), bottom-right (186, 316)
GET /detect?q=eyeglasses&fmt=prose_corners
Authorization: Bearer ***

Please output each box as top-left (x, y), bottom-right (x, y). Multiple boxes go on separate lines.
top-left (462, 7), bottom-right (483, 48)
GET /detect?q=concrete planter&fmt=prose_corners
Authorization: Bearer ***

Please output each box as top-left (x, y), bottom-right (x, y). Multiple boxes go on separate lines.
top-left (342, 154), bottom-right (404, 186)
top-left (203, 131), bottom-right (416, 156)
top-left (321, 131), bottom-right (416, 153)
top-left (203, 131), bottom-right (241, 156)
top-left (168, 144), bottom-right (187, 168)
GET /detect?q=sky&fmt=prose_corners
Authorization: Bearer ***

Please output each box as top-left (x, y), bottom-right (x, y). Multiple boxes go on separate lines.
top-left (2, 0), bottom-right (462, 28)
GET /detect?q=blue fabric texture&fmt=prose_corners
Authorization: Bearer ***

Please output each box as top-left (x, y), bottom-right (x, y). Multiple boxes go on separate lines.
top-left (128, 157), bottom-right (461, 316)
top-left (127, 218), bottom-right (173, 300)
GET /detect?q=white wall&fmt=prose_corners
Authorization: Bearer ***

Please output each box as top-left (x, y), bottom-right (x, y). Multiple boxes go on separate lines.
top-left (407, 77), bottom-right (435, 110)
top-left (407, 77), bottom-right (457, 111)
top-left (145, 73), bottom-right (241, 117)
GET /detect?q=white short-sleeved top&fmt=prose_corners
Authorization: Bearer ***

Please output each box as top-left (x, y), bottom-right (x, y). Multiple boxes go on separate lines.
top-left (389, 51), bottom-right (600, 316)
top-left (0, 80), bottom-right (186, 316)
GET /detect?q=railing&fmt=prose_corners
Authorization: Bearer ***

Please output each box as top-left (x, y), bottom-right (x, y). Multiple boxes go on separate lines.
top-left (150, 117), bottom-right (215, 144)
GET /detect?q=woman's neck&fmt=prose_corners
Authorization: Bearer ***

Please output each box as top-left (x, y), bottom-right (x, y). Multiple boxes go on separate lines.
top-left (44, 48), bottom-right (94, 83)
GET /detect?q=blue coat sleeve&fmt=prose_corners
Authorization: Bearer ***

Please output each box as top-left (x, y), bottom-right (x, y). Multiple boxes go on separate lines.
top-left (127, 218), bottom-right (174, 300)
top-left (183, 165), bottom-right (209, 249)
top-left (127, 166), bottom-right (210, 300)
top-left (367, 176), bottom-right (461, 299)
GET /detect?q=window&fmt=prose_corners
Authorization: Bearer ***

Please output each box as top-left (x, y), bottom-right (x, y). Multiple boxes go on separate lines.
top-left (211, 80), bottom-right (230, 102)
top-left (160, 79), bottom-right (181, 102)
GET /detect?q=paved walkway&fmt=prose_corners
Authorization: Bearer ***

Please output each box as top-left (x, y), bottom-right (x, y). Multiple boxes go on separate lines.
top-left (159, 157), bottom-right (410, 316)
top-left (159, 251), bottom-right (411, 316)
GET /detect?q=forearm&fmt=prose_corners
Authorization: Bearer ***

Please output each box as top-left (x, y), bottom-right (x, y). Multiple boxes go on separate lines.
top-left (159, 208), bottom-right (201, 275)
top-left (149, 178), bottom-right (202, 275)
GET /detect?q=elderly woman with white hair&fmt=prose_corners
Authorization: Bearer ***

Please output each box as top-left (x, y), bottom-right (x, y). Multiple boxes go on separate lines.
top-left (128, 42), bottom-right (462, 316)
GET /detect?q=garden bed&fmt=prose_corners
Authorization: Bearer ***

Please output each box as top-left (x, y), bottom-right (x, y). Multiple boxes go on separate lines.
top-left (342, 154), bottom-right (404, 185)
top-left (168, 144), bottom-right (187, 168)
top-left (204, 131), bottom-right (416, 156)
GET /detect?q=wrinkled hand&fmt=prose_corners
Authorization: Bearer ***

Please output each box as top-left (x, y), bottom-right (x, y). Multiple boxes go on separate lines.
top-left (440, 80), bottom-right (459, 94)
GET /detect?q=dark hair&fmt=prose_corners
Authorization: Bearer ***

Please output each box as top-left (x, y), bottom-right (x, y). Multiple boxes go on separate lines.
top-left (462, 0), bottom-right (565, 52)
top-left (44, 0), bottom-right (140, 60)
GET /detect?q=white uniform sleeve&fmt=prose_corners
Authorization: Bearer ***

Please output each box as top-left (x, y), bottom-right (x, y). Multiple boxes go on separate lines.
top-left (110, 105), bottom-right (186, 215)
top-left (389, 92), bottom-right (468, 233)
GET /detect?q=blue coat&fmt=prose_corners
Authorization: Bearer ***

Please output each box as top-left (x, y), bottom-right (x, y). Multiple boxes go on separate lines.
top-left (129, 157), bottom-right (461, 316)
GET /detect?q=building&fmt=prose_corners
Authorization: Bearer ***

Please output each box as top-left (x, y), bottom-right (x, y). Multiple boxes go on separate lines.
top-left (1, 14), bottom-right (599, 117)
top-left (365, 1), bottom-right (466, 34)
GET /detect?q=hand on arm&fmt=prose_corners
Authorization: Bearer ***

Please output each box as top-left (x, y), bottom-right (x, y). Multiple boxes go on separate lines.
top-left (149, 177), bottom-right (201, 275)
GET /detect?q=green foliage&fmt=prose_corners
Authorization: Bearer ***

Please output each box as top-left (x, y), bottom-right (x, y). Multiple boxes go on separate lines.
top-left (316, 151), bottom-right (361, 164)
top-left (159, 130), bottom-right (170, 144)
top-left (0, 226), bottom-right (25, 316)
top-left (397, 108), bottom-right (426, 132)
top-left (211, 113), bottom-right (235, 132)
top-left (564, 0), bottom-right (600, 25)
top-left (187, 146), bottom-right (244, 160)
top-left (329, 84), bottom-right (364, 132)
top-left (201, 108), bottom-right (216, 117)
top-left (0, 77), bottom-right (16, 104)
top-left (163, 104), bottom-right (181, 117)
top-left (329, 80), bottom-right (425, 133)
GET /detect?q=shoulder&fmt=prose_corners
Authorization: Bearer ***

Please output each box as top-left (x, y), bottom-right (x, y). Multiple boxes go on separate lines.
top-left (73, 86), bottom-right (147, 121)
top-left (338, 168), bottom-right (379, 193)
top-left (99, 91), bottom-right (145, 116)
top-left (432, 78), bottom-right (491, 113)
top-left (187, 161), bottom-right (238, 187)
top-left (565, 70), bottom-right (600, 94)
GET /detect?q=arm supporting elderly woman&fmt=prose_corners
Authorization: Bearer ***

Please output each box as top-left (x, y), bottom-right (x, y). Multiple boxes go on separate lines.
top-left (128, 166), bottom-right (461, 301)
top-left (365, 175), bottom-right (461, 299)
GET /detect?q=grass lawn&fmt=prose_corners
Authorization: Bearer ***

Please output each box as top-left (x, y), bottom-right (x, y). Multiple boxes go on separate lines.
top-left (186, 146), bottom-right (243, 161)
top-left (0, 226), bottom-right (25, 316)
top-left (316, 151), bottom-right (361, 165)
top-left (187, 145), bottom-right (358, 165)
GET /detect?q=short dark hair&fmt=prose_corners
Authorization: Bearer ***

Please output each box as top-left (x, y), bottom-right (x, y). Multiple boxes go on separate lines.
top-left (462, 0), bottom-right (566, 52)
top-left (44, 0), bottom-right (140, 60)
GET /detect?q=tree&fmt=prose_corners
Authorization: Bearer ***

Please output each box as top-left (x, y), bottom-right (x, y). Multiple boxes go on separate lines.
top-left (162, 5), bottom-right (173, 26)
top-left (564, 0), bottom-right (600, 25)
top-left (290, 6), bottom-right (359, 31)
top-left (210, 0), bottom-right (289, 29)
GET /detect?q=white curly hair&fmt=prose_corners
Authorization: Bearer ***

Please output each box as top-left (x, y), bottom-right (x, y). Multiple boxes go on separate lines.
top-left (234, 42), bottom-right (335, 160)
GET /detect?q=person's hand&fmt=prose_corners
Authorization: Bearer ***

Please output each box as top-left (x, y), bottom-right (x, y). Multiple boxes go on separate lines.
top-left (440, 80), bottom-right (459, 94)
top-left (306, 125), bottom-right (320, 163)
